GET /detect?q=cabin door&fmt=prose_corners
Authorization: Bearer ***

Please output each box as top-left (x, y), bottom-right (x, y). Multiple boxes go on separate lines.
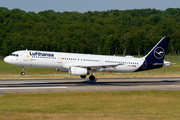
top-left (99, 58), bottom-right (103, 64)
top-left (23, 51), bottom-right (28, 61)
top-left (58, 54), bottom-right (62, 63)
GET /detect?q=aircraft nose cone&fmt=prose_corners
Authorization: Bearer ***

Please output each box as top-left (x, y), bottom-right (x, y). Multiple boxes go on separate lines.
top-left (4, 56), bottom-right (10, 64)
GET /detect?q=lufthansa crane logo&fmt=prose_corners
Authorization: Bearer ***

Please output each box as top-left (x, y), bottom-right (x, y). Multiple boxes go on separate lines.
top-left (154, 47), bottom-right (165, 59)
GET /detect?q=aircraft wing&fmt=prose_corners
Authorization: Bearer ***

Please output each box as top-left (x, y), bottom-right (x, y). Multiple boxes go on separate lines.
top-left (73, 63), bottom-right (123, 69)
top-left (63, 63), bottom-right (124, 70)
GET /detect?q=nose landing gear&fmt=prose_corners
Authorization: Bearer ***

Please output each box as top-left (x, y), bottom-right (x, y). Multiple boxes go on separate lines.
top-left (21, 67), bottom-right (25, 75)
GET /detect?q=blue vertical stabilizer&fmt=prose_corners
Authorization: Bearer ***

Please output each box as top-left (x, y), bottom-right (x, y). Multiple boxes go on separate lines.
top-left (136, 37), bottom-right (170, 72)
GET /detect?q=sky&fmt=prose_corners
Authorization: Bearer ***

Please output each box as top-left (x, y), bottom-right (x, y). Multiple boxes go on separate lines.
top-left (1, 0), bottom-right (180, 13)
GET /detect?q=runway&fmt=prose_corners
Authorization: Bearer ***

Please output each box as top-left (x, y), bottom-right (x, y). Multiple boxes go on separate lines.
top-left (0, 77), bottom-right (180, 93)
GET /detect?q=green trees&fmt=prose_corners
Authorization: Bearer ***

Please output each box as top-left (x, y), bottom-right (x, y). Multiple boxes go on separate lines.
top-left (0, 7), bottom-right (180, 56)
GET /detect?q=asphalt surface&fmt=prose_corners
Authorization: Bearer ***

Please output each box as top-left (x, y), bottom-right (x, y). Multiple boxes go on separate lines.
top-left (0, 77), bottom-right (180, 93)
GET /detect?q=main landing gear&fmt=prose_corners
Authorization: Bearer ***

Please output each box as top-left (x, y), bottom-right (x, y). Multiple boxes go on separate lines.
top-left (89, 70), bottom-right (96, 81)
top-left (80, 74), bottom-right (96, 81)
top-left (80, 75), bottom-right (86, 79)
top-left (80, 71), bottom-right (96, 81)
top-left (89, 75), bottom-right (95, 81)
top-left (21, 67), bottom-right (25, 75)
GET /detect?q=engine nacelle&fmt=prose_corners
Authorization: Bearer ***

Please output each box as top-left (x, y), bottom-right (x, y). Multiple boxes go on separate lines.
top-left (69, 67), bottom-right (89, 75)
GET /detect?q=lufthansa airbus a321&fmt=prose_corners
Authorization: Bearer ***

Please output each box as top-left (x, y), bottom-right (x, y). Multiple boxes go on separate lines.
top-left (4, 37), bottom-right (171, 81)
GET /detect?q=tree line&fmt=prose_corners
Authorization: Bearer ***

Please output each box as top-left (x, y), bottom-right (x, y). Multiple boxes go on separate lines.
top-left (0, 7), bottom-right (180, 56)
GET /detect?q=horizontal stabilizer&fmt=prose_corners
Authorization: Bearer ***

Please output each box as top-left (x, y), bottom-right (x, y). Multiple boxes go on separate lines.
top-left (153, 63), bottom-right (164, 65)
top-left (153, 61), bottom-right (171, 67)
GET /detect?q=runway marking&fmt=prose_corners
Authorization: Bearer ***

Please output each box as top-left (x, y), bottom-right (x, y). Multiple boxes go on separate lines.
top-left (0, 82), bottom-right (48, 84)
top-left (0, 87), bottom-right (68, 90)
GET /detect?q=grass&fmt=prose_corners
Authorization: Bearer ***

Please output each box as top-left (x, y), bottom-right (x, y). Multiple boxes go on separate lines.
top-left (0, 60), bottom-right (179, 79)
top-left (0, 56), bottom-right (180, 120)
top-left (0, 91), bottom-right (180, 120)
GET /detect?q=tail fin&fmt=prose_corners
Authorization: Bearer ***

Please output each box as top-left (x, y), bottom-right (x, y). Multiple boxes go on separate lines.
top-left (144, 37), bottom-right (170, 60)
top-left (136, 37), bottom-right (170, 72)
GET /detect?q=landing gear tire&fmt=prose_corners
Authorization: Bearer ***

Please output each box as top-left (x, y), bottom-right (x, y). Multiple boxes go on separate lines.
top-left (21, 72), bottom-right (25, 75)
top-left (80, 75), bottom-right (86, 79)
top-left (89, 75), bottom-right (95, 81)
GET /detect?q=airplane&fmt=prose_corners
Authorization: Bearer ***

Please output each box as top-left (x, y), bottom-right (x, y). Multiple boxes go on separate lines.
top-left (4, 37), bottom-right (171, 82)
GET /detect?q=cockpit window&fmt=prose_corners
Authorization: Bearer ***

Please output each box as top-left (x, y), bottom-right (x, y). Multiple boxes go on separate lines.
top-left (10, 54), bottom-right (19, 57)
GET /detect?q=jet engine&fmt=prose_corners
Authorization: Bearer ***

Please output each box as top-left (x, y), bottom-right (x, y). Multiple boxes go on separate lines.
top-left (69, 67), bottom-right (89, 75)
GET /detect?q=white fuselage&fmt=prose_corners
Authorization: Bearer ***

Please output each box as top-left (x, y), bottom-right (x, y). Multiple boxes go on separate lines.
top-left (4, 50), bottom-right (145, 73)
